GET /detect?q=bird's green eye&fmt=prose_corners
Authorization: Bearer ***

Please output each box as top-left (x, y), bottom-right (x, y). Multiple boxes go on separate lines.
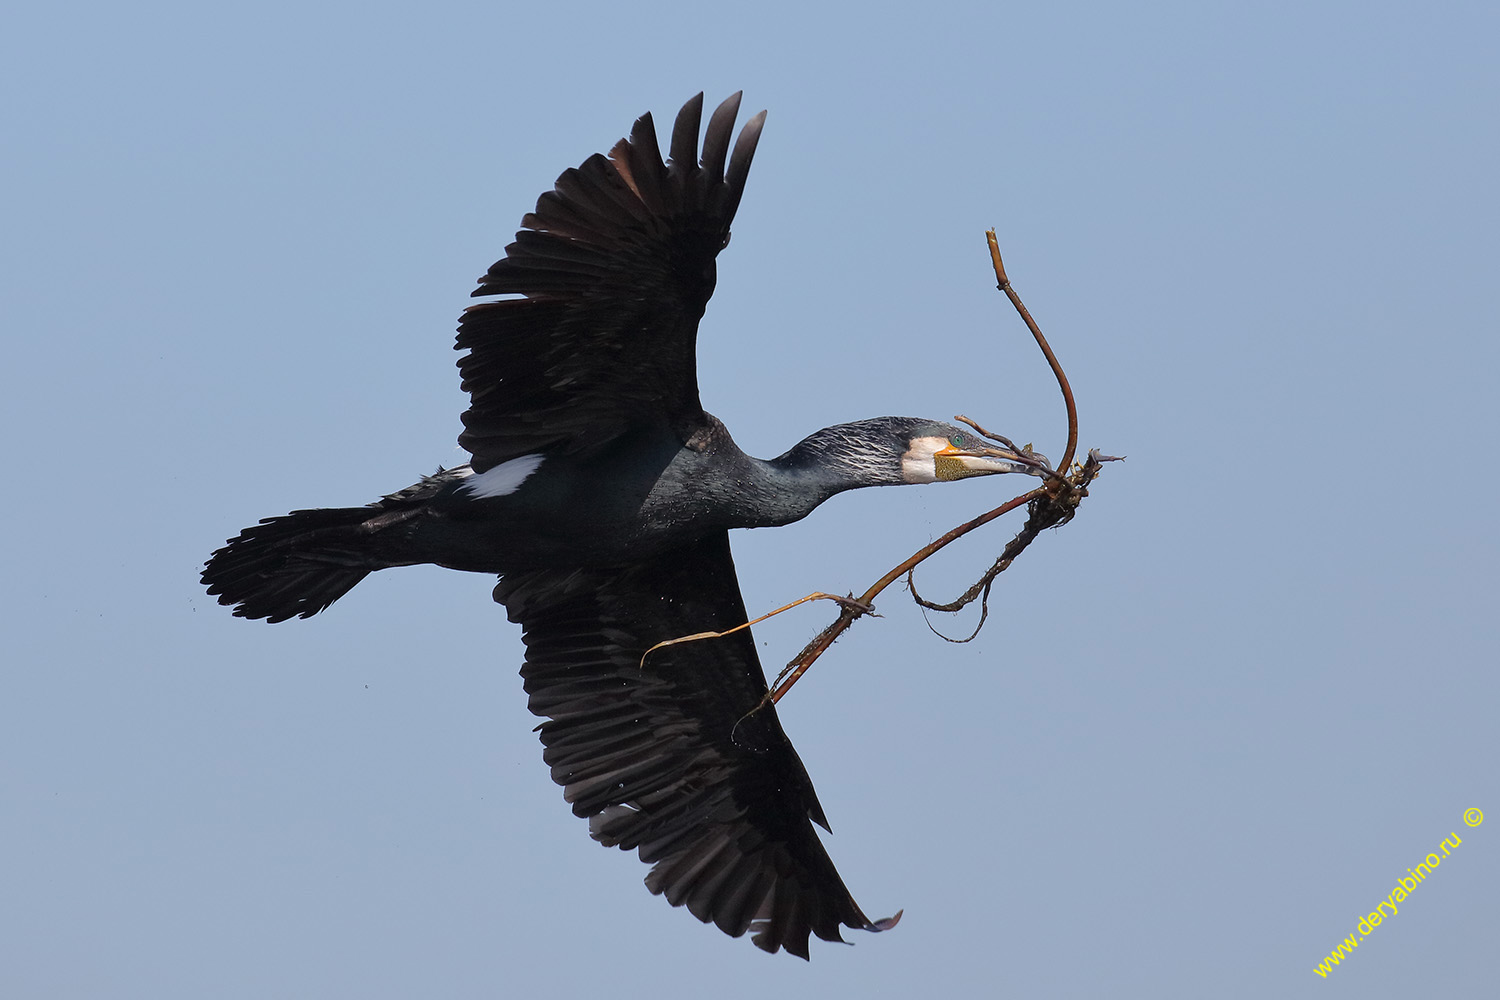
top-left (949, 434), bottom-right (965, 448)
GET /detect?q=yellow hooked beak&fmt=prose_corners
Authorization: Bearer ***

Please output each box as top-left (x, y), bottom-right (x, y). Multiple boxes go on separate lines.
top-left (933, 442), bottom-right (1046, 481)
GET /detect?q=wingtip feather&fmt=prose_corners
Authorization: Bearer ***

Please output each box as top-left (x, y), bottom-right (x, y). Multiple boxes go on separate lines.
top-left (669, 92), bottom-right (705, 170)
top-left (700, 92), bottom-right (744, 176)
top-left (725, 109), bottom-right (767, 213)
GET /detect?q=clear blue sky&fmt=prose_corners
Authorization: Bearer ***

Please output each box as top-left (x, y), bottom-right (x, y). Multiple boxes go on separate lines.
top-left (3, 1), bottom-right (1496, 996)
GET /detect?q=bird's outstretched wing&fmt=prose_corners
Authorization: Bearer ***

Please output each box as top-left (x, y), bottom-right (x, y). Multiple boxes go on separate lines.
top-left (494, 531), bottom-right (899, 958)
top-left (456, 93), bottom-right (765, 473)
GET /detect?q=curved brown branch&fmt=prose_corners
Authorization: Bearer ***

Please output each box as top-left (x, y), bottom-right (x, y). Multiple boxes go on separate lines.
top-left (986, 230), bottom-right (1078, 474)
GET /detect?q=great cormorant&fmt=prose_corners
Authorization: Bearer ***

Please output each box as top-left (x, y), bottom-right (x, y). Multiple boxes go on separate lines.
top-left (203, 92), bottom-right (1040, 958)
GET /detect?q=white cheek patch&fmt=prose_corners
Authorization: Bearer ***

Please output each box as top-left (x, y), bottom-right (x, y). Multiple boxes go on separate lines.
top-left (459, 453), bottom-right (545, 498)
top-left (900, 436), bottom-right (947, 484)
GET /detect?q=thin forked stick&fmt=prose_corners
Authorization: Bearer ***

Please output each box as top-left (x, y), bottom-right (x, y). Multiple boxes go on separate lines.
top-left (952, 413), bottom-right (1065, 483)
top-left (766, 489), bottom-right (1041, 703)
top-left (639, 592), bottom-right (875, 668)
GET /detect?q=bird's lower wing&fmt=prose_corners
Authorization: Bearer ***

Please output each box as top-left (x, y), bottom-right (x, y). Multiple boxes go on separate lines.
top-left (493, 532), bottom-right (898, 958)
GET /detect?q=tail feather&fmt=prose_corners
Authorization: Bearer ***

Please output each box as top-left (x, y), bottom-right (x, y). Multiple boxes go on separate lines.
top-left (203, 505), bottom-right (417, 623)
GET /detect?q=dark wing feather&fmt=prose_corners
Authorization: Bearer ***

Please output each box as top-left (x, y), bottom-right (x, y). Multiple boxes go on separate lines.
top-left (456, 93), bottom-right (767, 473)
top-left (493, 532), bottom-right (899, 958)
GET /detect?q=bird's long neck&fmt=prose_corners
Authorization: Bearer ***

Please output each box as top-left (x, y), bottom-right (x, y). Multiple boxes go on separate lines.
top-left (733, 422), bottom-right (907, 528)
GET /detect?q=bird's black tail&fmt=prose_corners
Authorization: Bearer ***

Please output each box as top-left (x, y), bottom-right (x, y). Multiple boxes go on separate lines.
top-left (202, 504), bottom-right (424, 623)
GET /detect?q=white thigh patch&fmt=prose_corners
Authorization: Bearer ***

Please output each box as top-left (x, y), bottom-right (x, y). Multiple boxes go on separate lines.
top-left (459, 454), bottom-right (545, 498)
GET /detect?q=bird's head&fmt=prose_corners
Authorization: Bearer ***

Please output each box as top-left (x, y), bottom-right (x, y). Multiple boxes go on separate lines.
top-left (773, 417), bottom-right (1047, 493)
top-left (898, 421), bottom-right (1048, 484)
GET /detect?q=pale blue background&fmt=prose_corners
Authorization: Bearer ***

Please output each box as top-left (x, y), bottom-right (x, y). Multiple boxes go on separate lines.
top-left (3, 2), bottom-right (1496, 997)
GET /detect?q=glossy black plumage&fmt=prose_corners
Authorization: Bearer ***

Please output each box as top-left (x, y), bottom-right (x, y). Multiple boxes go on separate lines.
top-left (497, 532), bottom-right (895, 957)
top-left (203, 92), bottom-right (1026, 957)
top-left (455, 93), bottom-right (763, 472)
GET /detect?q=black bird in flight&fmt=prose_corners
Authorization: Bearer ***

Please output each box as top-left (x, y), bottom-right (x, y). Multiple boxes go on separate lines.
top-left (203, 92), bottom-right (1039, 958)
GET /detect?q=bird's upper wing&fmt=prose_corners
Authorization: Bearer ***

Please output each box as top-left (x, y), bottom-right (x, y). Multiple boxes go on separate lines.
top-left (456, 93), bottom-right (765, 473)
top-left (493, 531), bottom-right (899, 958)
